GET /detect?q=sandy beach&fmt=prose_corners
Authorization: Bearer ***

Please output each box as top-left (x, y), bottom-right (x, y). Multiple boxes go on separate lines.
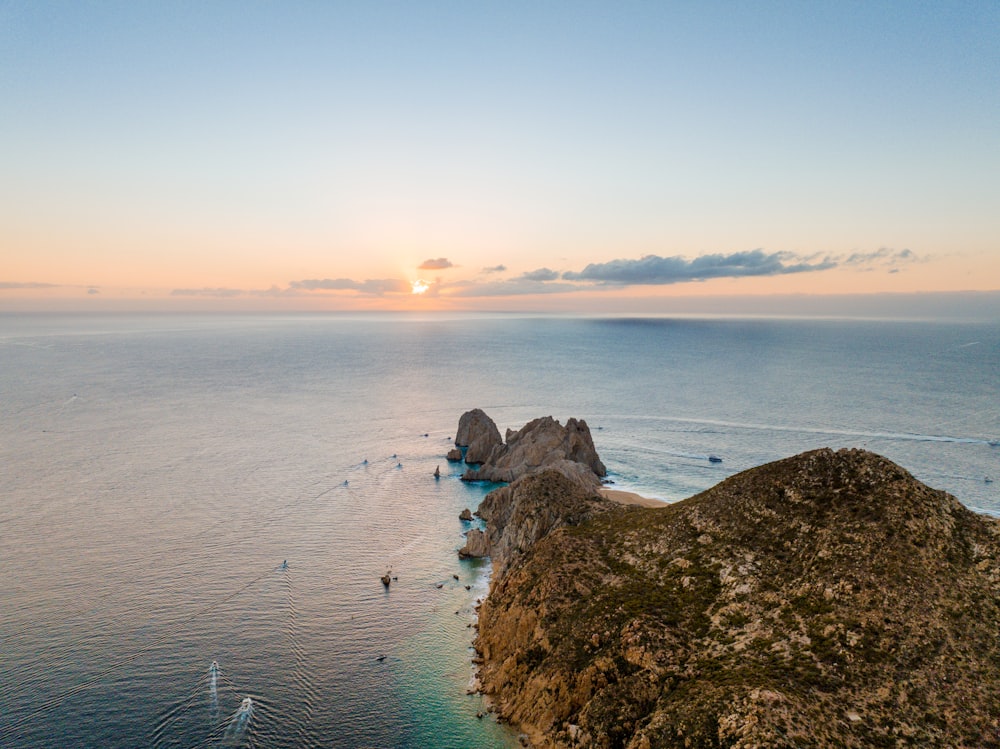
top-left (600, 488), bottom-right (668, 508)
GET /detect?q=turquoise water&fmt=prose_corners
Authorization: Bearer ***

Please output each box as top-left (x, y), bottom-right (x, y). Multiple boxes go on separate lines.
top-left (1, 313), bottom-right (997, 747)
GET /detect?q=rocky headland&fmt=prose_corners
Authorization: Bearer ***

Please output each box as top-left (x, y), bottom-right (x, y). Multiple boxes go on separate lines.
top-left (453, 410), bottom-right (609, 561)
top-left (460, 420), bottom-right (1000, 748)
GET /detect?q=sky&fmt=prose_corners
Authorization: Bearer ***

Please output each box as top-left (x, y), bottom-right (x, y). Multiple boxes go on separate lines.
top-left (2, 1), bottom-right (999, 316)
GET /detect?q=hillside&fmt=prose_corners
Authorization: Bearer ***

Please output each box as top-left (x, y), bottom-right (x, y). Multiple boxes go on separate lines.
top-left (473, 448), bottom-right (1000, 748)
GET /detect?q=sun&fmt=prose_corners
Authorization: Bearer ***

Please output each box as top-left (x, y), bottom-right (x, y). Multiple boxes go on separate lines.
top-left (411, 280), bottom-right (430, 295)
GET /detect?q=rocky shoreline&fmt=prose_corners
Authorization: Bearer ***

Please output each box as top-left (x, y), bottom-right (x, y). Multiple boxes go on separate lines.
top-left (449, 410), bottom-right (1000, 748)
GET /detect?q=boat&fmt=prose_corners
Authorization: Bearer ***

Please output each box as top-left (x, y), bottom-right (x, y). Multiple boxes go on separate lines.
top-left (708, 455), bottom-right (722, 463)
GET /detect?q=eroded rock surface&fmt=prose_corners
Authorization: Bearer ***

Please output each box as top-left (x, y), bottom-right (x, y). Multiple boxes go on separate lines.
top-left (459, 413), bottom-right (607, 488)
top-left (455, 408), bottom-right (503, 465)
top-left (476, 469), bottom-right (613, 576)
top-left (474, 448), bottom-right (1000, 748)
top-left (458, 528), bottom-right (490, 559)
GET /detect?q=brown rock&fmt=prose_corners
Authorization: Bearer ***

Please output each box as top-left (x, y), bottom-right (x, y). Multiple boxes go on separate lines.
top-left (461, 413), bottom-right (606, 488)
top-left (476, 468), bottom-right (612, 577)
top-left (455, 408), bottom-right (503, 465)
top-left (458, 528), bottom-right (489, 558)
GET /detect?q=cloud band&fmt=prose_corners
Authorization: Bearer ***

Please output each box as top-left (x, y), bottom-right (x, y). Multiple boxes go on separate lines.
top-left (562, 250), bottom-right (837, 285)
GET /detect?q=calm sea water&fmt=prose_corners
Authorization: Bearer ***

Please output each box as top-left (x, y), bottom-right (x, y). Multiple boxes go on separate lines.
top-left (1, 313), bottom-right (998, 748)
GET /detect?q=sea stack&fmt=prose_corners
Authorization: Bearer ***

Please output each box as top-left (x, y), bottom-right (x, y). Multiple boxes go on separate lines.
top-left (454, 408), bottom-right (503, 465)
top-left (458, 528), bottom-right (490, 559)
top-left (454, 410), bottom-right (606, 490)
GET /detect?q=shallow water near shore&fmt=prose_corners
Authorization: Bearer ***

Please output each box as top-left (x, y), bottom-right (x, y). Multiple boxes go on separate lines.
top-left (1, 312), bottom-right (997, 747)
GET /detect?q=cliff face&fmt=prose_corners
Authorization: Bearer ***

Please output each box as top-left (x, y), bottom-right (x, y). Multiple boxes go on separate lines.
top-left (474, 448), bottom-right (1000, 748)
top-left (476, 469), bottom-right (612, 577)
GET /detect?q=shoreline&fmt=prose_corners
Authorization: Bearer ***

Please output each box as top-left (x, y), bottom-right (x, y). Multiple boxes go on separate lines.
top-left (600, 487), bottom-right (668, 508)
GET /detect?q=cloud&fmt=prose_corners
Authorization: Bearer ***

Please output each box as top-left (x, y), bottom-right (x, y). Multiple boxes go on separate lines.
top-left (0, 281), bottom-right (58, 289)
top-left (445, 278), bottom-right (584, 297)
top-left (842, 248), bottom-right (919, 271)
top-left (562, 250), bottom-right (837, 285)
top-left (171, 279), bottom-right (414, 298)
top-left (171, 287), bottom-right (245, 297)
top-left (419, 257), bottom-right (453, 270)
top-left (169, 285), bottom-right (295, 298)
top-left (288, 278), bottom-right (411, 295)
top-left (251, 285), bottom-right (292, 297)
top-left (521, 267), bottom-right (560, 282)
top-left (289, 278), bottom-right (358, 291)
top-left (87, 287), bottom-right (100, 295)
top-left (450, 250), bottom-right (813, 296)
top-left (482, 264), bottom-right (507, 273)
top-left (357, 279), bottom-right (411, 295)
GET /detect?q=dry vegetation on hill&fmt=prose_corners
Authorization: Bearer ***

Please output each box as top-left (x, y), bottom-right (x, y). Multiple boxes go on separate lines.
top-left (474, 449), bottom-right (1000, 748)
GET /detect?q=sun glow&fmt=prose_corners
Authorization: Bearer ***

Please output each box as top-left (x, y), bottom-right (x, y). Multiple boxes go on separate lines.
top-left (411, 280), bottom-right (429, 295)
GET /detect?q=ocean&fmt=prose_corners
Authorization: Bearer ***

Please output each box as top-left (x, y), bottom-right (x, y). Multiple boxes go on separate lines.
top-left (1, 312), bottom-right (997, 748)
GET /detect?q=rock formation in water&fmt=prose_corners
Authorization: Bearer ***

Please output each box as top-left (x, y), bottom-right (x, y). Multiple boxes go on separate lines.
top-left (459, 528), bottom-right (490, 559)
top-left (473, 447), bottom-right (1000, 748)
top-left (455, 408), bottom-right (504, 465)
top-left (457, 411), bottom-right (607, 489)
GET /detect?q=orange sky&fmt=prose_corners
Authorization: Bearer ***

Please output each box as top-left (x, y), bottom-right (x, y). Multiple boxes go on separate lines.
top-left (2, 4), bottom-right (998, 316)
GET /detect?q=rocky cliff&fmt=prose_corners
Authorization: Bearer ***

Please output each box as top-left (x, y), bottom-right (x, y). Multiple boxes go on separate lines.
top-left (473, 448), bottom-right (1000, 748)
top-left (459, 412), bottom-right (607, 488)
top-left (474, 469), bottom-right (612, 577)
